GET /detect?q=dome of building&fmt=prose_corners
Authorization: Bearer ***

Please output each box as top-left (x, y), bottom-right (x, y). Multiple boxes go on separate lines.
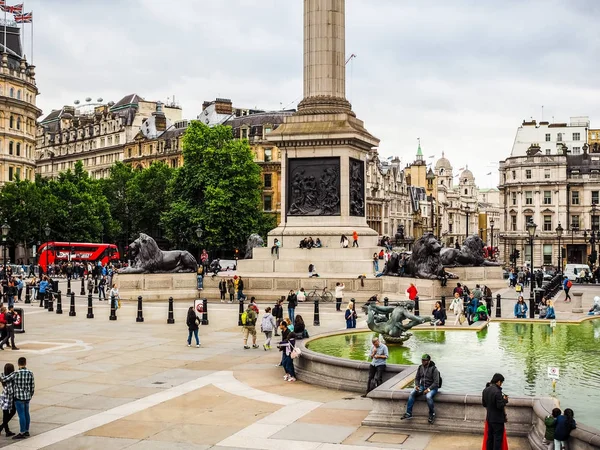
top-left (435, 151), bottom-right (453, 172)
top-left (460, 166), bottom-right (474, 182)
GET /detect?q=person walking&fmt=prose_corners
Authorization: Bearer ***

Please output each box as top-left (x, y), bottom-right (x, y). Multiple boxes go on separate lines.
top-left (185, 306), bottom-right (200, 347)
top-left (363, 336), bottom-right (388, 395)
top-left (482, 373), bottom-right (509, 450)
top-left (237, 276), bottom-right (247, 302)
top-left (273, 299), bottom-right (284, 336)
top-left (279, 321), bottom-right (296, 382)
top-left (109, 284), bottom-right (120, 310)
top-left (287, 290), bottom-right (297, 324)
top-left (0, 306), bottom-right (19, 351)
top-left (261, 307), bottom-right (276, 350)
top-left (242, 304), bottom-right (258, 349)
top-left (98, 276), bottom-right (107, 301)
top-left (0, 363), bottom-right (16, 437)
top-left (345, 302), bottom-right (357, 329)
top-left (1, 357), bottom-right (34, 440)
top-left (352, 230), bottom-right (359, 247)
top-left (227, 278), bottom-right (235, 303)
top-left (218, 279), bottom-right (227, 302)
top-left (406, 283), bottom-right (418, 301)
top-left (562, 277), bottom-right (572, 302)
top-left (450, 292), bottom-right (465, 326)
top-left (403, 354), bottom-right (441, 424)
top-left (87, 276), bottom-right (94, 295)
top-left (335, 282), bottom-right (345, 311)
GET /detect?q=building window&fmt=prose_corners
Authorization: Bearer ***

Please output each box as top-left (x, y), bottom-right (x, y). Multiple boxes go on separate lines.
top-left (8, 167), bottom-right (13, 181)
top-left (8, 141), bottom-right (13, 155)
top-left (115, 135), bottom-right (120, 144)
top-left (16, 90), bottom-right (20, 100)
top-left (464, 188), bottom-right (468, 195)
top-left (593, 216), bottom-right (600, 231)
top-left (241, 127), bottom-right (248, 139)
top-left (543, 215), bottom-right (552, 231)
top-left (15, 167), bottom-right (20, 179)
top-left (543, 191), bottom-right (552, 205)
top-left (263, 195), bottom-right (272, 211)
top-left (264, 148), bottom-right (272, 162)
top-left (543, 244), bottom-right (552, 265)
top-left (544, 169), bottom-right (550, 179)
top-left (526, 169), bottom-right (532, 179)
top-left (264, 173), bottom-right (272, 188)
top-left (593, 191), bottom-right (599, 205)
top-left (572, 191), bottom-right (580, 205)
top-left (9, 116), bottom-right (13, 129)
top-left (525, 191), bottom-right (533, 205)
top-left (16, 143), bottom-right (20, 156)
top-left (511, 192), bottom-right (517, 205)
top-left (571, 215), bottom-right (580, 229)
top-left (545, 149), bottom-right (551, 155)
top-left (557, 133), bottom-right (563, 142)
top-left (573, 132), bottom-right (581, 141)
top-left (545, 133), bottom-right (551, 142)
top-left (572, 147), bottom-right (581, 155)
top-left (9, 88), bottom-right (13, 98)
top-left (16, 117), bottom-right (20, 130)
top-left (512, 170), bottom-right (516, 180)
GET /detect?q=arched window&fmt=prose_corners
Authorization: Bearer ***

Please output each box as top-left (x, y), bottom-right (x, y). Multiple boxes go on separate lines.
top-left (16, 90), bottom-right (21, 100)
top-left (16, 117), bottom-right (21, 130)
top-left (439, 168), bottom-right (444, 175)
top-left (464, 188), bottom-right (468, 195)
top-left (9, 87), bottom-right (14, 98)
top-left (16, 143), bottom-right (20, 156)
top-left (8, 141), bottom-right (13, 155)
top-left (9, 116), bottom-right (13, 128)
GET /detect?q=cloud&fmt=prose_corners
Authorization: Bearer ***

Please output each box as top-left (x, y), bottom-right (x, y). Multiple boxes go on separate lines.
top-left (26, 0), bottom-right (600, 188)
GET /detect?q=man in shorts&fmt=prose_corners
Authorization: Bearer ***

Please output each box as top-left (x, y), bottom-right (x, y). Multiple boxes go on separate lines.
top-left (243, 304), bottom-right (259, 349)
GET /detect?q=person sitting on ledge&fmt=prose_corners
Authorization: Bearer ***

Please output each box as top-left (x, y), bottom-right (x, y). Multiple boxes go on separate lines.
top-left (402, 354), bottom-right (440, 424)
top-left (474, 301), bottom-right (489, 322)
top-left (588, 296), bottom-right (600, 316)
top-left (299, 238), bottom-right (308, 249)
top-left (539, 297), bottom-right (549, 319)
top-left (308, 264), bottom-right (319, 278)
top-left (293, 314), bottom-right (309, 339)
top-left (514, 296), bottom-right (528, 318)
top-left (314, 238), bottom-right (322, 248)
top-left (545, 300), bottom-right (556, 319)
top-left (271, 238), bottom-right (281, 256)
top-left (431, 301), bottom-right (447, 326)
top-left (340, 234), bottom-right (349, 248)
top-left (307, 237), bottom-right (315, 248)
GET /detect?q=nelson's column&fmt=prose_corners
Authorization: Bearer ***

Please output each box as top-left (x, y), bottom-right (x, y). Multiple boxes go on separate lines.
top-left (240, 0), bottom-right (380, 274)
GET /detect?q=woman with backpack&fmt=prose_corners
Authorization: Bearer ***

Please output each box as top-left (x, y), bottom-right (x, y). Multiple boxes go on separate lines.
top-left (261, 307), bottom-right (276, 350)
top-left (185, 306), bottom-right (200, 347)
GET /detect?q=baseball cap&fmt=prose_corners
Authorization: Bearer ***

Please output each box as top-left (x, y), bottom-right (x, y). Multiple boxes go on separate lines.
top-left (421, 354), bottom-right (431, 361)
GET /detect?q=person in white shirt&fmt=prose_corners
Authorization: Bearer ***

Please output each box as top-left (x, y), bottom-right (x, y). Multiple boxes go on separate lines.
top-left (296, 288), bottom-right (306, 303)
top-left (335, 282), bottom-right (345, 311)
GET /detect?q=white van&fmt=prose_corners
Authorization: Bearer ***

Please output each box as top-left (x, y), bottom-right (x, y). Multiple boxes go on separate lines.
top-left (564, 264), bottom-right (591, 281)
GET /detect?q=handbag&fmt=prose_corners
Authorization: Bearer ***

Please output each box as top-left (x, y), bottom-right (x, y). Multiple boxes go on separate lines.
top-left (195, 318), bottom-right (200, 326)
top-left (290, 344), bottom-right (302, 359)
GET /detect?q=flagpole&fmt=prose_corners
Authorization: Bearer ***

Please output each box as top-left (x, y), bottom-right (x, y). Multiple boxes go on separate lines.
top-left (30, 9), bottom-right (32, 63)
top-left (3, 7), bottom-right (6, 54)
top-left (21, 2), bottom-right (24, 58)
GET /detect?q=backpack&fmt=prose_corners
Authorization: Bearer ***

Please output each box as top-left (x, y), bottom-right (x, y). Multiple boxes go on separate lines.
top-left (241, 311), bottom-right (248, 325)
top-left (516, 284), bottom-right (522, 292)
top-left (566, 280), bottom-right (573, 288)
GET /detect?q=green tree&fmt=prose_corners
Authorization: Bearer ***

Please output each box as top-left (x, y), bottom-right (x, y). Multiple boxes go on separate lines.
top-left (163, 121), bottom-right (267, 253)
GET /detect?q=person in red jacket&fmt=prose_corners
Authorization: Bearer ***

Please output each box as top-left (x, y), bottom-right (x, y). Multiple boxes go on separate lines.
top-left (406, 283), bottom-right (418, 301)
top-left (352, 231), bottom-right (359, 247)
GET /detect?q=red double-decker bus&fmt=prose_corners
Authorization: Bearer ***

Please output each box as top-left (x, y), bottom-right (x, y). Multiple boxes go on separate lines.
top-left (38, 242), bottom-right (120, 272)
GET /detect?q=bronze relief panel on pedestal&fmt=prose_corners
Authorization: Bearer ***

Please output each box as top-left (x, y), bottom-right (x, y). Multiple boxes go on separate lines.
top-left (287, 157), bottom-right (340, 216)
top-left (349, 158), bottom-right (365, 217)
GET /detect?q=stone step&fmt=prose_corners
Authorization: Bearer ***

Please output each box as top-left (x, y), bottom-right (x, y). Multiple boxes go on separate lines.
top-left (251, 246), bottom-right (384, 261)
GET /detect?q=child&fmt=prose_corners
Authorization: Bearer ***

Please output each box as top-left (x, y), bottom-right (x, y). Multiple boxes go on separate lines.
top-left (554, 408), bottom-right (576, 450)
top-left (543, 407), bottom-right (561, 449)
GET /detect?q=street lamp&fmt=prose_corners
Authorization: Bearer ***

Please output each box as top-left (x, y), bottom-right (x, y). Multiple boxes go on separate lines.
top-left (464, 204), bottom-right (470, 238)
top-left (1, 222), bottom-right (10, 280)
top-left (526, 220), bottom-right (537, 318)
top-left (556, 223), bottom-right (563, 273)
top-left (490, 217), bottom-right (495, 253)
top-left (195, 225), bottom-right (203, 239)
top-left (591, 203), bottom-right (598, 269)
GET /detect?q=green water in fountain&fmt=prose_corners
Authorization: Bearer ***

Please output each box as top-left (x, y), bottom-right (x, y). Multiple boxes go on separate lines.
top-left (307, 321), bottom-right (600, 430)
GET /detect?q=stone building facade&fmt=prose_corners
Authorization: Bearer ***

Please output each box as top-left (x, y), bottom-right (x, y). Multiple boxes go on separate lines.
top-left (0, 25), bottom-right (40, 184)
top-left (36, 95), bottom-right (182, 179)
top-left (499, 117), bottom-right (600, 269)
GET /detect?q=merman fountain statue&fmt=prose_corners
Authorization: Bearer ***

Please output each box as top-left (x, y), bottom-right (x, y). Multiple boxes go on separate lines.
top-left (364, 301), bottom-right (431, 344)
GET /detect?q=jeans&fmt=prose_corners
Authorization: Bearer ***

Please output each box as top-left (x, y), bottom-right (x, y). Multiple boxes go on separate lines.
top-left (373, 261), bottom-right (379, 272)
top-left (282, 354), bottom-right (295, 377)
top-left (238, 291), bottom-right (246, 301)
top-left (197, 275), bottom-right (203, 290)
top-left (366, 364), bottom-right (385, 393)
top-left (8, 296), bottom-right (14, 309)
top-left (486, 421), bottom-right (504, 450)
top-left (187, 329), bottom-right (199, 345)
top-left (220, 290), bottom-right (226, 300)
top-left (14, 400), bottom-right (30, 434)
top-left (406, 386), bottom-right (438, 415)
top-left (99, 286), bottom-right (105, 300)
top-left (288, 307), bottom-right (295, 324)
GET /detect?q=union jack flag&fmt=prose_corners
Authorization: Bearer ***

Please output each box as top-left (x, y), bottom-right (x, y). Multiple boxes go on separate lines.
top-left (14, 11), bottom-right (31, 23)
top-left (2, 3), bottom-right (23, 14)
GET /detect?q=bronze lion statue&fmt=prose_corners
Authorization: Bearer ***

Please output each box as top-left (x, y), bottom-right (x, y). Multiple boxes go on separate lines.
top-left (440, 234), bottom-right (501, 266)
top-left (406, 233), bottom-right (446, 279)
top-left (244, 233), bottom-right (264, 259)
top-left (119, 233), bottom-right (198, 274)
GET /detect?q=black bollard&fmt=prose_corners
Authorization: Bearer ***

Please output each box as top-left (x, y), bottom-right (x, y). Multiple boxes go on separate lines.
top-left (39, 290), bottom-right (44, 307)
top-left (441, 295), bottom-right (446, 309)
top-left (87, 293), bottom-right (94, 319)
top-left (495, 294), bottom-right (501, 318)
top-left (48, 292), bottom-right (54, 312)
top-left (69, 292), bottom-right (76, 316)
top-left (25, 285), bottom-right (31, 304)
top-left (238, 298), bottom-right (244, 326)
top-left (529, 295), bottom-right (535, 319)
top-left (94, 277), bottom-right (98, 294)
top-left (56, 290), bottom-right (63, 314)
top-left (201, 298), bottom-right (209, 325)
top-left (313, 298), bottom-right (320, 326)
top-left (109, 295), bottom-right (117, 321)
top-left (414, 296), bottom-right (420, 316)
top-left (80, 277), bottom-right (85, 296)
top-left (67, 279), bottom-right (71, 295)
top-left (44, 290), bottom-right (50, 309)
top-left (136, 296), bottom-right (144, 323)
top-left (384, 296), bottom-right (389, 306)
top-left (167, 296), bottom-right (174, 324)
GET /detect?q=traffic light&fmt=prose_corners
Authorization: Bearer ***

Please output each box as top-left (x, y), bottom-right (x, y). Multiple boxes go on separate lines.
top-left (515, 249), bottom-right (521, 259)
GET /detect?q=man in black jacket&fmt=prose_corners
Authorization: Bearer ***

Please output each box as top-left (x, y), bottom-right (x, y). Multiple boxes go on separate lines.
top-left (482, 373), bottom-right (508, 450)
top-left (402, 354), bottom-right (440, 424)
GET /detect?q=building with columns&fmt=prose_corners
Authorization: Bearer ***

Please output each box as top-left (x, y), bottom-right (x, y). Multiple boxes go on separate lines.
top-left (0, 25), bottom-right (40, 184)
top-left (499, 117), bottom-right (600, 269)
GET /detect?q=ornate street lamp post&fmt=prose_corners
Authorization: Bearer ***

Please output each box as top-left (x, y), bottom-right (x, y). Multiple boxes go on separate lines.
top-left (1, 222), bottom-right (10, 280)
top-left (527, 220), bottom-right (537, 318)
top-left (490, 218), bottom-right (495, 249)
top-left (555, 223), bottom-right (563, 274)
top-left (464, 204), bottom-right (470, 238)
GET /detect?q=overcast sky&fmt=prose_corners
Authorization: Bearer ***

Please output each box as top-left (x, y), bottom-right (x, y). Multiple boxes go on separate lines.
top-left (22, 0), bottom-right (600, 188)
